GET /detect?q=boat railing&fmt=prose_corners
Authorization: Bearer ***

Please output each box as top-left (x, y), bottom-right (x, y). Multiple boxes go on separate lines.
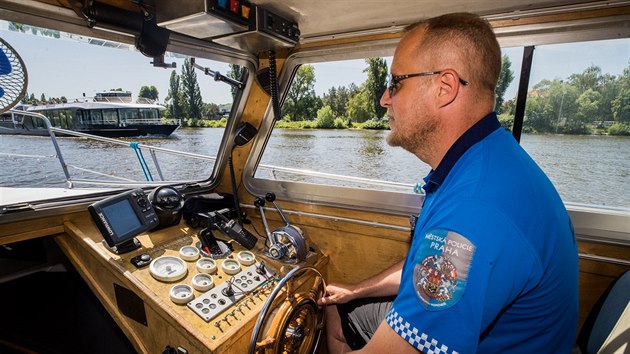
top-left (6, 108), bottom-right (416, 193)
top-left (123, 118), bottom-right (181, 125)
top-left (257, 165), bottom-right (415, 192)
top-left (94, 96), bottom-right (133, 103)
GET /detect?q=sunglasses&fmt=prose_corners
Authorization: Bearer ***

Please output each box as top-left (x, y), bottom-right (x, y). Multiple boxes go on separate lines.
top-left (387, 70), bottom-right (469, 96)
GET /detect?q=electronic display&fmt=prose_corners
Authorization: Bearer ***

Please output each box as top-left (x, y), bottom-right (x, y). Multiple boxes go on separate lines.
top-left (101, 199), bottom-right (143, 243)
top-left (88, 188), bottom-right (159, 253)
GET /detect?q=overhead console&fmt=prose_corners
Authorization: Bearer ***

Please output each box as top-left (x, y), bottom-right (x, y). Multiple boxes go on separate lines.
top-left (156, 0), bottom-right (300, 52)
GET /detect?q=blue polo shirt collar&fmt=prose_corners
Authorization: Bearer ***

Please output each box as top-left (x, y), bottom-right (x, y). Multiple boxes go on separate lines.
top-left (422, 112), bottom-right (501, 193)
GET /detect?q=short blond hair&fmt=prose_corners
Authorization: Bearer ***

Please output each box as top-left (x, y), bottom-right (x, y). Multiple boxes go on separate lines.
top-left (406, 13), bottom-right (501, 96)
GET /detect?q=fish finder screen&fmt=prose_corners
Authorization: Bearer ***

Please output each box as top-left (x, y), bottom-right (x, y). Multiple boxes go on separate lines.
top-left (101, 199), bottom-right (142, 242)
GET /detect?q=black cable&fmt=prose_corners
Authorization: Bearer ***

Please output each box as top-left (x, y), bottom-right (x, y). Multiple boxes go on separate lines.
top-left (268, 50), bottom-right (281, 121)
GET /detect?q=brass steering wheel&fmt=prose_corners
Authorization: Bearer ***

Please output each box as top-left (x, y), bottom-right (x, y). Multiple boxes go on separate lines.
top-left (248, 265), bottom-right (326, 354)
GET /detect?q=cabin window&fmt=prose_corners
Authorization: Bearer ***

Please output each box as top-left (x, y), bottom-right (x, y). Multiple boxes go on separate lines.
top-left (253, 58), bottom-right (431, 195)
top-left (253, 55), bottom-right (524, 195)
top-left (518, 38), bottom-right (630, 209)
top-left (119, 109), bottom-right (137, 122)
top-left (0, 20), bottom-right (242, 190)
top-left (102, 110), bottom-right (118, 124)
top-left (90, 110), bottom-right (103, 124)
top-left (253, 40), bottom-right (628, 211)
top-left (77, 110), bottom-right (89, 124)
top-left (139, 108), bottom-right (159, 120)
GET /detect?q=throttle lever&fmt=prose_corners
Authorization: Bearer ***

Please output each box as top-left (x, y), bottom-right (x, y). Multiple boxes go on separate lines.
top-left (265, 192), bottom-right (291, 226)
top-left (255, 197), bottom-right (275, 246)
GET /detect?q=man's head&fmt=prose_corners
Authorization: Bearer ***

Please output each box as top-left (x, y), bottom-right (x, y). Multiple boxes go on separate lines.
top-left (381, 12), bottom-right (501, 166)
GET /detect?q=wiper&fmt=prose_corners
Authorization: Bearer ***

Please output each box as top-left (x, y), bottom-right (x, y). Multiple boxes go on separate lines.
top-left (190, 58), bottom-right (244, 90)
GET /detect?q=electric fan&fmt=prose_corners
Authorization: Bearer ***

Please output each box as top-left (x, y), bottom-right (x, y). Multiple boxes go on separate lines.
top-left (0, 37), bottom-right (28, 113)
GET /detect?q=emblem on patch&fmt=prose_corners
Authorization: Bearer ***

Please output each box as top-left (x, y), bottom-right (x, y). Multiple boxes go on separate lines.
top-left (413, 229), bottom-right (475, 310)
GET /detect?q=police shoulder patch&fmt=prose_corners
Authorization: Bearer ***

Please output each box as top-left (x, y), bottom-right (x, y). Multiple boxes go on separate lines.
top-left (413, 229), bottom-right (475, 310)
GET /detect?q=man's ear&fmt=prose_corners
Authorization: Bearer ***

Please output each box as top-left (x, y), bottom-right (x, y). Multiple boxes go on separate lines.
top-left (436, 70), bottom-right (460, 108)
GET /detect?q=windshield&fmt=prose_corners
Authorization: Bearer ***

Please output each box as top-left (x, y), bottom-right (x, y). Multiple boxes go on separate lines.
top-left (0, 21), bottom-right (241, 190)
top-left (253, 38), bottom-right (630, 210)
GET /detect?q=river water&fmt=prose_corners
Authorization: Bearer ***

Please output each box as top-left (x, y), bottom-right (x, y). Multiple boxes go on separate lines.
top-left (1, 128), bottom-right (628, 209)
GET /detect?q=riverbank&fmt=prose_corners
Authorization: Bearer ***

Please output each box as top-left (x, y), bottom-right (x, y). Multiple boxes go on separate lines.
top-left (179, 116), bottom-right (630, 135)
top-left (180, 117), bottom-right (391, 130)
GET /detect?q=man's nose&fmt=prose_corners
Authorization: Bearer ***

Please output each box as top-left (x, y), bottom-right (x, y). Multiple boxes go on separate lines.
top-left (380, 89), bottom-right (390, 107)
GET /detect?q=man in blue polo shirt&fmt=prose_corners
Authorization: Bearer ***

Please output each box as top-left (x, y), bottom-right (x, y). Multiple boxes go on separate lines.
top-left (317, 12), bottom-right (578, 354)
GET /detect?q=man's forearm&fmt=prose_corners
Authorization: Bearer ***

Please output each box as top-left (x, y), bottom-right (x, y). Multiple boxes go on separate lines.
top-left (352, 260), bottom-right (403, 298)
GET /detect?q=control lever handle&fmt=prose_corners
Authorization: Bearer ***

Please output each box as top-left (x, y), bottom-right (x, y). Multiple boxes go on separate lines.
top-left (255, 197), bottom-right (274, 243)
top-left (254, 197), bottom-right (265, 208)
top-left (264, 192), bottom-right (291, 226)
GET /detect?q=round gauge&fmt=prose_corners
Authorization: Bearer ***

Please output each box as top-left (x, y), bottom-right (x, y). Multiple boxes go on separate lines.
top-left (237, 250), bottom-right (256, 266)
top-left (221, 259), bottom-right (241, 275)
top-left (179, 246), bottom-right (200, 262)
top-left (149, 256), bottom-right (188, 282)
top-left (196, 257), bottom-right (217, 274)
top-left (191, 273), bottom-right (215, 292)
top-left (169, 284), bottom-right (194, 304)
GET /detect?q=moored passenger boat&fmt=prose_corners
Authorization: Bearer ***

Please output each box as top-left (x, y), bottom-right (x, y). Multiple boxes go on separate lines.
top-left (0, 100), bottom-right (179, 137)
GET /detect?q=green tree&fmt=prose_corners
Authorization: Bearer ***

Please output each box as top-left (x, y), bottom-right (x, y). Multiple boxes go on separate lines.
top-left (227, 64), bottom-right (244, 100)
top-left (346, 88), bottom-right (372, 123)
top-left (364, 58), bottom-right (388, 119)
top-left (283, 64), bottom-right (320, 121)
top-left (202, 102), bottom-right (220, 119)
top-left (181, 58), bottom-right (203, 119)
top-left (323, 85), bottom-right (352, 119)
top-left (525, 94), bottom-right (554, 133)
top-left (165, 70), bottom-right (183, 118)
top-left (315, 105), bottom-right (336, 128)
top-left (495, 55), bottom-right (514, 114)
top-left (569, 65), bottom-right (602, 93)
top-left (612, 88), bottom-right (630, 123)
top-left (597, 73), bottom-right (619, 121)
top-left (612, 64), bottom-right (630, 123)
top-left (575, 89), bottom-right (602, 125)
top-left (138, 85), bottom-right (159, 103)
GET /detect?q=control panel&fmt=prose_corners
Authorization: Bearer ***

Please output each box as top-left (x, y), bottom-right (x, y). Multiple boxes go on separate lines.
top-left (187, 261), bottom-right (275, 322)
top-left (256, 6), bottom-right (299, 44)
top-left (86, 187), bottom-right (327, 352)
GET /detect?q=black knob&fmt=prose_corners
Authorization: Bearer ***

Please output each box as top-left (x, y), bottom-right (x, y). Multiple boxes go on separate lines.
top-left (137, 196), bottom-right (148, 207)
top-left (222, 285), bottom-right (235, 297)
top-left (265, 192), bottom-right (276, 202)
top-left (254, 197), bottom-right (265, 208)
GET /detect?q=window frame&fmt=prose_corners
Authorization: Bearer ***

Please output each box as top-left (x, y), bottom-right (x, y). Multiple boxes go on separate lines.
top-left (243, 28), bottom-right (630, 216)
top-left (243, 39), bottom-right (425, 216)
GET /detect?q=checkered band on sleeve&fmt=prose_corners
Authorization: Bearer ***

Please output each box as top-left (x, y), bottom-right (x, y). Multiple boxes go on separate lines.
top-left (386, 308), bottom-right (459, 354)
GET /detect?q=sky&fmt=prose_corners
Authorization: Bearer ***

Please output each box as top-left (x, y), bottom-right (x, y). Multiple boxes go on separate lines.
top-left (2, 21), bottom-right (629, 106)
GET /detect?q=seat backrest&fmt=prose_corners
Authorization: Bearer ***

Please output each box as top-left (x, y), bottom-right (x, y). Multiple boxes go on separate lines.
top-left (577, 269), bottom-right (630, 354)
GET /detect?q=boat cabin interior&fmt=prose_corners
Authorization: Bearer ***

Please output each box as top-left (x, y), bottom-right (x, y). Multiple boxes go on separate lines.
top-left (0, 0), bottom-right (629, 353)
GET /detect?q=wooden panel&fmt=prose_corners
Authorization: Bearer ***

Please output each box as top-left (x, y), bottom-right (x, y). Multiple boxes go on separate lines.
top-left (244, 200), bottom-right (410, 284)
top-left (577, 240), bottom-right (630, 332)
top-left (490, 5), bottom-right (630, 29)
top-left (53, 214), bottom-right (328, 353)
top-left (0, 211), bottom-right (85, 245)
top-left (56, 223), bottom-right (209, 353)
